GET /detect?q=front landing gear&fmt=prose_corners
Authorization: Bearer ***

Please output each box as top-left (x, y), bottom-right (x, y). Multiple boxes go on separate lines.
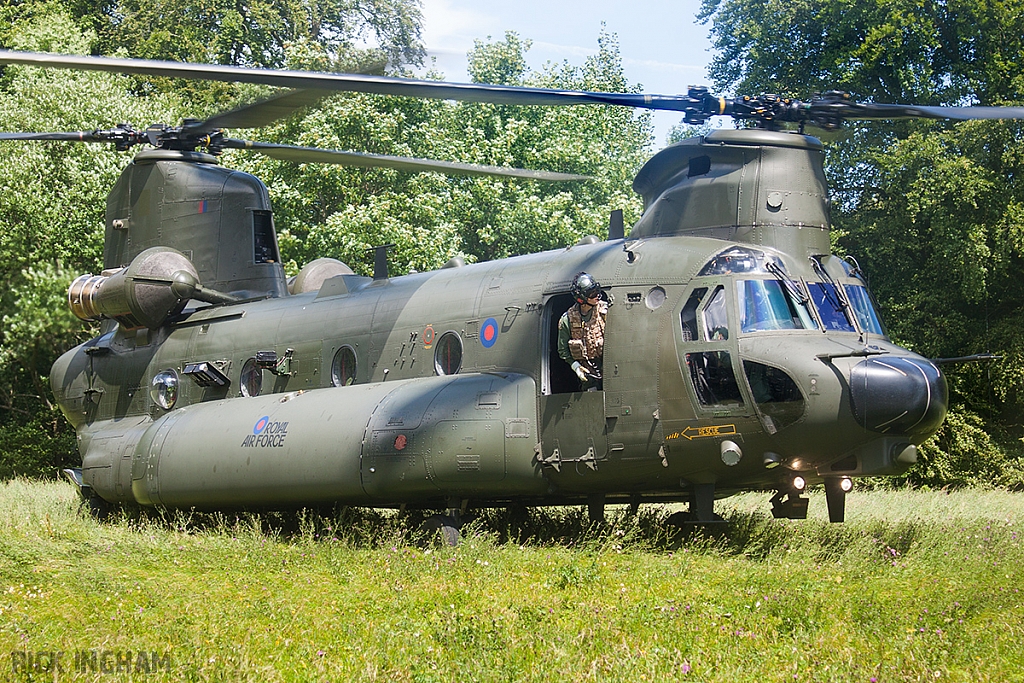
top-left (770, 490), bottom-right (809, 520)
top-left (824, 477), bottom-right (853, 523)
top-left (771, 477), bottom-right (853, 522)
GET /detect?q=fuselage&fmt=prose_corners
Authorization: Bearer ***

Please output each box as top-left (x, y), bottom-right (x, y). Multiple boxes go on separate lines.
top-left (51, 233), bottom-right (946, 510)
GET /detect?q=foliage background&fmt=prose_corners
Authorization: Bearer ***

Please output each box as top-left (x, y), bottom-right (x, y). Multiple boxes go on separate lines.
top-left (0, 0), bottom-right (651, 477)
top-left (1, 0), bottom-right (1023, 488)
top-left (696, 0), bottom-right (1024, 488)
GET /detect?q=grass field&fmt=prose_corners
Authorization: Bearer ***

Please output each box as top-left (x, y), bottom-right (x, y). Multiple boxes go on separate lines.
top-left (1, 479), bottom-right (1022, 682)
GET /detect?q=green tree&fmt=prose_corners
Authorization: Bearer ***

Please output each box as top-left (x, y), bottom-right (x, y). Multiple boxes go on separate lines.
top-left (234, 31), bottom-right (652, 275)
top-left (0, 12), bottom-right (189, 476)
top-left (699, 0), bottom-right (1024, 487)
top-left (0, 13), bottom-right (653, 476)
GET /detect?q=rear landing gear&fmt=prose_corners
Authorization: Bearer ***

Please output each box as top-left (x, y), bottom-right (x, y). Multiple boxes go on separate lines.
top-left (63, 467), bottom-right (112, 520)
top-left (422, 514), bottom-right (461, 546)
top-left (422, 499), bottom-right (468, 546)
top-left (665, 482), bottom-right (727, 528)
top-left (587, 493), bottom-right (605, 524)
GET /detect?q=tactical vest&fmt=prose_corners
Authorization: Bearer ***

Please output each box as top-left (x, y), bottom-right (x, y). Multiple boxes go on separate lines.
top-left (567, 302), bottom-right (606, 372)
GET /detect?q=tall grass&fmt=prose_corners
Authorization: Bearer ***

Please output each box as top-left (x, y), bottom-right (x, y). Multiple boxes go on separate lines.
top-left (1, 479), bottom-right (1022, 682)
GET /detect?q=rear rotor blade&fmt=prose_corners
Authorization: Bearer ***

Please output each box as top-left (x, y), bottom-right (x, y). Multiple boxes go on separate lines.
top-left (185, 89), bottom-right (334, 135)
top-left (0, 131), bottom-right (110, 142)
top-left (6, 50), bottom-right (1024, 128)
top-left (222, 139), bottom-right (590, 180)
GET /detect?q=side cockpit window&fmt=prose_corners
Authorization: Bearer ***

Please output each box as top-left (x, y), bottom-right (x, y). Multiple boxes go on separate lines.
top-left (680, 287), bottom-right (708, 341)
top-left (703, 286), bottom-right (729, 340)
top-left (744, 361), bottom-right (805, 431)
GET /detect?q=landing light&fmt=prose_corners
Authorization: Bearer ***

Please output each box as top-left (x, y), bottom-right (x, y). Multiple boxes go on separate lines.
top-left (840, 477), bottom-right (853, 492)
top-left (763, 452), bottom-right (782, 469)
top-left (792, 476), bottom-right (806, 492)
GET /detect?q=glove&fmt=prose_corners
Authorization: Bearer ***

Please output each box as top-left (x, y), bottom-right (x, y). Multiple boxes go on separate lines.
top-left (571, 361), bottom-right (589, 382)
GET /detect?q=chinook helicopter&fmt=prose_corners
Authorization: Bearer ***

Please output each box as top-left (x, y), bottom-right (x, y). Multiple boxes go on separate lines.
top-left (2, 49), bottom-right (1021, 540)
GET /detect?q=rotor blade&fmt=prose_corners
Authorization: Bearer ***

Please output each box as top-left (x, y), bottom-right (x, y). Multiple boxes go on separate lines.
top-left (8, 50), bottom-right (1024, 126)
top-left (813, 101), bottom-right (1024, 121)
top-left (0, 50), bottom-right (694, 111)
top-left (185, 89), bottom-right (334, 135)
top-left (0, 131), bottom-right (110, 142)
top-left (222, 139), bottom-right (590, 180)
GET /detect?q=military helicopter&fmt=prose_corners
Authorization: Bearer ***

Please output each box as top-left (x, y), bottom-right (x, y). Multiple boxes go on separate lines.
top-left (2, 50), bottom-right (1021, 541)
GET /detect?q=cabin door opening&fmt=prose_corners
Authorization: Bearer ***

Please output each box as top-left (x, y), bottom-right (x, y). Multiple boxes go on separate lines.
top-left (542, 293), bottom-right (581, 395)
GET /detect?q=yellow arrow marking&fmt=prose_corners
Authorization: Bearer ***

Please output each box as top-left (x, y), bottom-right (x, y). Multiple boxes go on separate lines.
top-left (666, 424), bottom-right (737, 441)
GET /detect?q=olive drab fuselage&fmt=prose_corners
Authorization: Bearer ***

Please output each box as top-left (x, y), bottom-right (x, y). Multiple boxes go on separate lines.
top-left (50, 129), bottom-right (948, 517)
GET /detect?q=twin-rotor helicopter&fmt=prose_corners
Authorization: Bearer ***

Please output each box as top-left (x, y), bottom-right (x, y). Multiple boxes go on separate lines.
top-left (2, 48), bottom-right (1021, 541)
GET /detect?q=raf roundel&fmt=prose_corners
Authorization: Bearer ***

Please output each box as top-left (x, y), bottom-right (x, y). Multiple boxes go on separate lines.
top-left (480, 317), bottom-right (499, 348)
top-left (253, 416), bottom-right (270, 435)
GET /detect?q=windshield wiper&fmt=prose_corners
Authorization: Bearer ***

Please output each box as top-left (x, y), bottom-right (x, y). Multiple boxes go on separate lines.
top-left (810, 256), bottom-right (856, 325)
top-left (765, 260), bottom-right (808, 305)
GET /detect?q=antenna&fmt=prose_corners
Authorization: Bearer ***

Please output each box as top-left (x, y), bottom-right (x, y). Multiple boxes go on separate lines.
top-left (608, 209), bottom-right (624, 240)
top-left (370, 244), bottom-right (395, 280)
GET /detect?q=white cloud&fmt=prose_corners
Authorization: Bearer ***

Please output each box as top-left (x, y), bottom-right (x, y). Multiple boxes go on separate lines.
top-left (420, 0), bottom-right (495, 52)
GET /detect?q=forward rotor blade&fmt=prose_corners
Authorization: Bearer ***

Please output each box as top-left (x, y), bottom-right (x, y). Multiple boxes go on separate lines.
top-left (7, 50), bottom-right (1024, 127)
top-left (222, 139), bottom-right (590, 180)
top-left (0, 50), bottom-right (692, 111)
top-left (185, 89), bottom-right (334, 134)
top-left (811, 101), bottom-right (1024, 121)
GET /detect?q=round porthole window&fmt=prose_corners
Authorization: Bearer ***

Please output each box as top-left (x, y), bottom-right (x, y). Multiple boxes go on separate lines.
top-left (240, 358), bottom-right (263, 397)
top-left (150, 369), bottom-right (179, 410)
top-left (646, 286), bottom-right (667, 310)
top-left (434, 331), bottom-right (463, 375)
top-left (331, 346), bottom-right (357, 386)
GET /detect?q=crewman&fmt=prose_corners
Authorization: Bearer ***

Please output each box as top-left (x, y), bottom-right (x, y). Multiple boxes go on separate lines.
top-left (558, 272), bottom-right (607, 391)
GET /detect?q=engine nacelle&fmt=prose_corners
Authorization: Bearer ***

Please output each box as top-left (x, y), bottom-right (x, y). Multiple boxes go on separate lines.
top-left (68, 247), bottom-right (198, 329)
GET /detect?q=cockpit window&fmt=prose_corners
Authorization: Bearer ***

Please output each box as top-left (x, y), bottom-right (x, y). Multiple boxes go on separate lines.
top-left (743, 361), bottom-right (805, 431)
top-left (808, 282), bottom-right (856, 332)
top-left (699, 246), bottom-right (782, 276)
top-left (736, 280), bottom-right (817, 332)
top-left (703, 286), bottom-right (729, 340)
top-left (687, 351), bottom-right (744, 406)
top-left (846, 285), bottom-right (885, 335)
top-left (680, 287), bottom-right (708, 341)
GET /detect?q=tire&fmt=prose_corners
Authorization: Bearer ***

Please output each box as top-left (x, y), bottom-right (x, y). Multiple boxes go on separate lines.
top-left (423, 514), bottom-right (460, 547)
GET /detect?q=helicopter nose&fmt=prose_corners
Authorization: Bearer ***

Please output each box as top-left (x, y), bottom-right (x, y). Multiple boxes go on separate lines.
top-left (848, 357), bottom-right (947, 436)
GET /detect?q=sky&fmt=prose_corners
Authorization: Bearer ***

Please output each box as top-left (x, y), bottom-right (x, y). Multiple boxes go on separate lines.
top-left (416, 0), bottom-right (716, 149)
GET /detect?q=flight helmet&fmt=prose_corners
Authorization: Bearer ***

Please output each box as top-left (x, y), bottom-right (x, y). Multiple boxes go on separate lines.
top-left (570, 272), bottom-right (602, 304)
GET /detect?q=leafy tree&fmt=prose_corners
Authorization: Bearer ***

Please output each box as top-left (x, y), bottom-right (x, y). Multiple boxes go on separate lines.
top-left (2, 0), bottom-right (425, 70)
top-left (233, 31), bottom-right (652, 275)
top-left (0, 12), bottom-right (190, 477)
top-left (0, 11), bottom-right (652, 476)
top-left (699, 0), bottom-right (1024, 487)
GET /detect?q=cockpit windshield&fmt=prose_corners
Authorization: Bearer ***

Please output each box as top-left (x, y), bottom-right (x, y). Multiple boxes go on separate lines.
top-left (846, 285), bottom-right (886, 335)
top-left (808, 282), bottom-right (856, 332)
top-left (736, 280), bottom-right (817, 332)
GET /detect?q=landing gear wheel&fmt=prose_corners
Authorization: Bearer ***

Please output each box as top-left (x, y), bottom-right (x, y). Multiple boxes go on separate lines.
top-left (423, 514), bottom-right (461, 547)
